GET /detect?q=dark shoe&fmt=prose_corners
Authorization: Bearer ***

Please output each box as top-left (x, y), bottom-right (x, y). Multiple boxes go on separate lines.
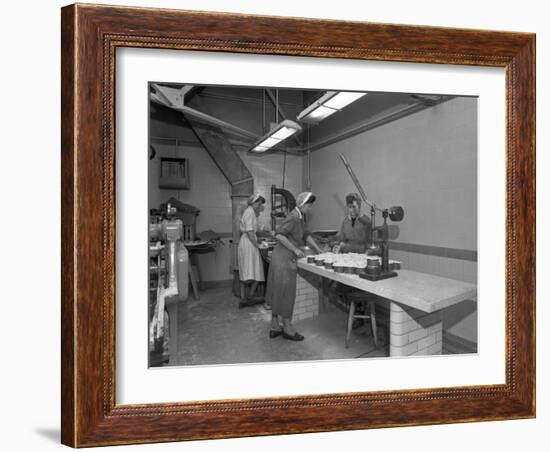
top-left (239, 297), bottom-right (264, 309)
top-left (269, 329), bottom-right (283, 338)
top-left (282, 330), bottom-right (304, 341)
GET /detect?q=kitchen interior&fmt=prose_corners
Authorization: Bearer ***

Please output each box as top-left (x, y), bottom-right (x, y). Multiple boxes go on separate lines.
top-left (148, 83), bottom-right (478, 367)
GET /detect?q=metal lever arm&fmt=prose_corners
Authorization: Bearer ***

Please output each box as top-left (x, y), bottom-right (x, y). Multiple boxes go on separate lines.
top-left (339, 154), bottom-right (383, 213)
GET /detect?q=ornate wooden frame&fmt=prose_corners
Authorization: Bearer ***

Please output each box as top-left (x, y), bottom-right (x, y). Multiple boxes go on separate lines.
top-left (61, 3), bottom-right (535, 447)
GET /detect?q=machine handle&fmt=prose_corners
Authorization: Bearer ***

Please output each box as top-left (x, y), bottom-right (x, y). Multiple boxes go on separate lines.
top-left (339, 154), bottom-right (383, 213)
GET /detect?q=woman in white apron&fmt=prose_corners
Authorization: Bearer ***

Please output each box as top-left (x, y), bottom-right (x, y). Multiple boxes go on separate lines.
top-left (238, 193), bottom-right (266, 308)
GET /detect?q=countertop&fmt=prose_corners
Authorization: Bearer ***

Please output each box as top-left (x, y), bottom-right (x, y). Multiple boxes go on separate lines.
top-left (298, 260), bottom-right (477, 313)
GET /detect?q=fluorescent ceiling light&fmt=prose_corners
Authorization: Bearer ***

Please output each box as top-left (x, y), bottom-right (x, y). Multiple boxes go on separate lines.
top-left (297, 91), bottom-right (367, 124)
top-left (250, 120), bottom-right (302, 153)
top-left (304, 105), bottom-right (337, 122)
top-left (258, 137), bottom-right (280, 148)
top-left (271, 126), bottom-right (297, 141)
top-left (324, 92), bottom-right (366, 110)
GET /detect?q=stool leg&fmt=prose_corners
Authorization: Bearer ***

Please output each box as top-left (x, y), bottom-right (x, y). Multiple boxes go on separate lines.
top-left (369, 301), bottom-right (378, 348)
top-left (346, 300), bottom-right (356, 349)
top-left (189, 267), bottom-right (200, 300)
top-left (188, 253), bottom-right (202, 289)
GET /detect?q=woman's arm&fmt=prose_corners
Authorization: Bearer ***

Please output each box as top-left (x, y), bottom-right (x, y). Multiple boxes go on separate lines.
top-left (246, 231), bottom-right (259, 248)
top-left (306, 235), bottom-right (323, 254)
top-left (275, 234), bottom-right (304, 258)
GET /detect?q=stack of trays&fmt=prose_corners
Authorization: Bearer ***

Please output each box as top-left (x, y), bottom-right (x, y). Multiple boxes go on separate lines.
top-left (306, 252), bottom-right (402, 274)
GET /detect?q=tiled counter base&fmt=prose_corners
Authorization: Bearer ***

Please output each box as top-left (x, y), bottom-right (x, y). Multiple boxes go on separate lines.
top-left (293, 269), bottom-right (321, 321)
top-left (389, 302), bottom-right (443, 356)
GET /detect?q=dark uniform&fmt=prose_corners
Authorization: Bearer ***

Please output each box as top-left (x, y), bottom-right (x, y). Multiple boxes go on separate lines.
top-left (265, 208), bottom-right (311, 318)
top-left (336, 214), bottom-right (372, 253)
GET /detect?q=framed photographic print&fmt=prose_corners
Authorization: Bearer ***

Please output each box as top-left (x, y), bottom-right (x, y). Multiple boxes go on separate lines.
top-left (61, 3), bottom-right (535, 447)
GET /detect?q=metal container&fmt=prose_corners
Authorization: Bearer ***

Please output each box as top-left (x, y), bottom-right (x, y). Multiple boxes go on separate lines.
top-left (366, 257), bottom-right (382, 275)
top-left (343, 266), bottom-right (354, 274)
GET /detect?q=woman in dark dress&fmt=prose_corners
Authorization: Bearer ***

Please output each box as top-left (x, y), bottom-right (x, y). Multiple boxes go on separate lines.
top-left (265, 192), bottom-right (323, 341)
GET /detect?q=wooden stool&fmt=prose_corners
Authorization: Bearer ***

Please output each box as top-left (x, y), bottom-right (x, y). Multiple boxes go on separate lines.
top-left (344, 291), bottom-right (378, 349)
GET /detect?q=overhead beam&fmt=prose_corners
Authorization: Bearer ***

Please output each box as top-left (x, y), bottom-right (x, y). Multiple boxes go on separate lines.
top-left (174, 105), bottom-right (259, 140)
top-left (151, 84), bottom-right (187, 107)
top-left (180, 85), bottom-right (194, 100)
top-left (183, 86), bottom-right (202, 103)
top-left (150, 88), bottom-right (173, 108)
top-left (150, 84), bottom-right (203, 106)
top-left (150, 84), bottom-right (259, 140)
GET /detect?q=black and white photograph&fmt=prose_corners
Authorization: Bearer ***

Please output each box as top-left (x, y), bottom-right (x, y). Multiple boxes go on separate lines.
top-left (4, 0), bottom-right (545, 450)
top-left (148, 83), bottom-right (478, 367)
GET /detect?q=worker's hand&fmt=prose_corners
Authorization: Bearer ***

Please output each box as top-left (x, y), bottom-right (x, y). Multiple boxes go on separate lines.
top-left (294, 248), bottom-right (305, 259)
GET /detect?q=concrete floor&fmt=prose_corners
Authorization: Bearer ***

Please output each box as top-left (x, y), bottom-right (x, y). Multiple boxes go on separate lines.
top-left (170, 287), bottom-right (389, 366)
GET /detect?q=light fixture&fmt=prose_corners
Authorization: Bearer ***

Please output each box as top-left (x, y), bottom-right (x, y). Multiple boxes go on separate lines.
top-left (250, 119), bottom-right (302, 153)
top-left (297, 91), bottom-right (367, 124)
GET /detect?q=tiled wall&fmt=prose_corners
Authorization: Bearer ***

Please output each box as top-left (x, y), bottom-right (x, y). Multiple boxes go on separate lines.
top-left (307, 97), bottom-right (478, 251)
top-left (389, 303), bottom-right (443, 356)
top-left (149, 141), bottom-right (233, 231)
top-left (149, 140), bottom-right (304, 282)
top-left (149, 140), bottom-right (235, 282)
top-left (390, 248), bottom-right (477, 346)
top-left (149, 95), bottom-right (478, 348)
top-left (238, 150), bottom-right (303, 231)
top-left (307, 97), bottom-right (478, 348)
top-left (294, 270), bottom-right (320, 321)
top-left (150, 89), bottom-right (305, 283)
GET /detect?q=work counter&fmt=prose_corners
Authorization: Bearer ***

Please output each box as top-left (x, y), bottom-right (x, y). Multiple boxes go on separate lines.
top-left (296, 259), bottom-right (477, 357)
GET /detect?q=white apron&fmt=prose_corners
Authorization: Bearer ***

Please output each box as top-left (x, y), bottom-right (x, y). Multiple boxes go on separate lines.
top-left (237, 206), bottom-right (265, 282)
